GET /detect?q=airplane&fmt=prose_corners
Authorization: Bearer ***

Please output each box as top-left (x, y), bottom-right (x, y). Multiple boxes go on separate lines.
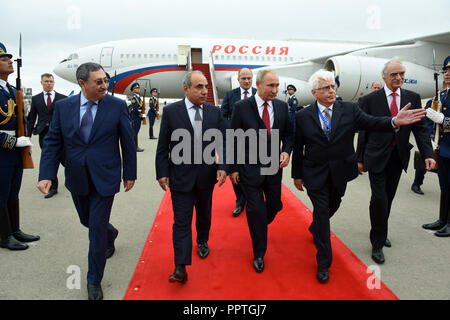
top-left (53, 32), bottom-right (450, 106)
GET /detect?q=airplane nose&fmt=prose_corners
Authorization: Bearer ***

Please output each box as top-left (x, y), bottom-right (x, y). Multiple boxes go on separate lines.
top-left (54, 62), bottom-right (76, 83)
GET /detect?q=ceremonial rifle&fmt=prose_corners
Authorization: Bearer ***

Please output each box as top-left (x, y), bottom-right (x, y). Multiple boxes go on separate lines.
top-left (15, 33), bottom-right (34, 169)
top-left (431, 49), bottom-right (441, 170)
top-left (142, 84), bottom-right (147, 125)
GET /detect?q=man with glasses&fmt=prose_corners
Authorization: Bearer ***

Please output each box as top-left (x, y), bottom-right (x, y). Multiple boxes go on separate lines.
top-left (292, 69), bottom-right (427, 283)
top-left (27, 73), bottom-right (67, 198)
top-left (356, 59), bottom-right (434, 264)
top-left (37, 62), bottom-right (137, 300)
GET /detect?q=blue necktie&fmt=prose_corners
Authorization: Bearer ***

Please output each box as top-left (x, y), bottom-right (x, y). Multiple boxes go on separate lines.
top-left (80, 101), bottom-right (95, 143)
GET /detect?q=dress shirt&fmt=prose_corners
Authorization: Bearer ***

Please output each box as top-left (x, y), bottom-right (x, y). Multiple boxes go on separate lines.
top-left (43, 90), bottom-right (55, 105)
top-left (240, 87), bottom-right (253, 100)
top-left (0, 79), bottom-right (9, 94)
top-left (317, 102), bottom-right (333, 130)
top-left (79, 92), bottom-right (99, 126)
top-left (185, 97), bottom-right (203, 127)
top-left (384, 85), bottom-right (401, 114)
top-left (254, 93), bottom-right (274, 128)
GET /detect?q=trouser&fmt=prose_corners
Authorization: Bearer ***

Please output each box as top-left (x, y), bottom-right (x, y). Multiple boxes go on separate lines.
top-left (232, 183), bottom-right (246, 208)
top-left (368, 149), bottom-right (403, 250)
top-left (241, 174), bottom-right (283, 258)
top-left (39, 128), bottom-right (58, 191)
top-left (71, 180), bottom-right (116, 285)
top-left (437, 156), bottom-right (450, 223)
top-left (306, 177), bottom-right (347, 270)
top-left (170, 184), bottom-right (214, 266)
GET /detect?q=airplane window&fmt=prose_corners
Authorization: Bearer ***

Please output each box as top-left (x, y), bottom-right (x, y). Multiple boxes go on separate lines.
top-left (290, 57), bottom-right (293, 61)
top-left (144, 54), bottom-right (147, 58)
top-left (73, 53), bottom-right (78, 59)
top-left (174, 54), bottom-right (177, 58)
top-left (255, 56), bottom-right (259, 61)
top-left (233, 56), bottom-right (236, 60)
top-left (138, 54), bottom-right (141, 58)
top-left (150, 54), bottom-right (153, 58)
top-left (227, 55), bottom-right (230, 60)
top-left (162, 54), bottom-right (165, 58)
top-left (132, 54), bottom-right (135, 58)
top-left (120, 54), bottom-right (124, 58)
top-left (250, 56), bottom-right (253, 61)
top-left (156, 54), bottom-right (159, 58)
top-left (126, 54), bottom-right (130, 59)
top-left (168, 54), bottom-right (171, 58)
top-left (221, 55), bottom-right (224, 60)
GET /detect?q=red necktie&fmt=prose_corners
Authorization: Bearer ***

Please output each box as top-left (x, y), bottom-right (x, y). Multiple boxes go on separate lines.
top-left (262, 102), bottom-right (270, 136)
top-left (244, 90), bottom-right (248, 99)
top-left (390, 92), bottom-right (398, 116)
top-left (46, 92), bottom-right (52, 110)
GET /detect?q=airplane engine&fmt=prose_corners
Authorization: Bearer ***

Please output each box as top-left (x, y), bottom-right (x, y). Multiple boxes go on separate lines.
top-left (277, 77), bottom-right (315, 107)
top-left (324, 55), bottom-right (437, 101)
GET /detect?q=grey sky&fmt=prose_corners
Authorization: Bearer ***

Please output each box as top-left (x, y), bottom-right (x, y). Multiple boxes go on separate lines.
top-left (2, 0), bottom-right (449, 95)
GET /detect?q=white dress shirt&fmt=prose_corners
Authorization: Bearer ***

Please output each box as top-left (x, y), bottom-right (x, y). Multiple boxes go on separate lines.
top-left (384, 85), bottom-right (401, 113)
top-left (43, 90), bottom-right (55, 105)
top-left (185, 97), bottom-right (203, 127)
top-left (254, 93), bottom-right (274, 128)
top-left (317, 102), bottom-right (333, 130)
top-left (240, 87), bottom-right (253, 100)
top-left (0, 79), bottom-right (9, 94)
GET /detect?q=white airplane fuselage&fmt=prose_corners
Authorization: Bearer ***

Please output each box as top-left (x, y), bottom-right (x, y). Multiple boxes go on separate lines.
top-left (54, 36), bottom-right (450, 105)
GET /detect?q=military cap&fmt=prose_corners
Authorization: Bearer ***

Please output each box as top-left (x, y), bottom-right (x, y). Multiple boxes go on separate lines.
top-left (287, 84), bottom-right (296, 91)
top-left (131, 83), bottom-right (140, 90)
top-left (443, 56), bottom-right (450, 70)
top-left (0, 43), bottom-right (12, 59)
top-left (151, 88), bottom-right (158, 93)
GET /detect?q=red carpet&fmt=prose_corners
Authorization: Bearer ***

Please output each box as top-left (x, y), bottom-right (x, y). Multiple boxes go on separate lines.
top-left (124, 180), bottom-right (398, 300)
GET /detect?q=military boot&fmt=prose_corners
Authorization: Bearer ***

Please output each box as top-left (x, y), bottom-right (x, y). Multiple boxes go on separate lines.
top-left (8, 200), bottom-right (40, 243)
top-left (422, 192), bottom-right (449, 230)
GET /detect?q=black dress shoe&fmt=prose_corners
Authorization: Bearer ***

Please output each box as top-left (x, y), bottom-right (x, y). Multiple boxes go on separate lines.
top-left (435, 224), bottom-right (450, 237)
top-left (372, 248), bottom-right (385, 264)
top-left (136, 147), bottom-right (144, 152)
top-left (411, 184), bottom-right (424, 195)
top-left (44, 189), bottom-right (58, 199)
top-left (87, 284), bottom-right (103, 300)
top-left (423, 220), bottom-right (446, 230)
top-left (316, 269), bottom-right (329, 283)
top-left (253, 257), bottom-right (264, 273)
top-left (150, 136), bottom-right (157, 140)
top-left (232, 206), bottom-right (243, 217)
top-left (384, 238), bottom-right (391, 247)
top-left (13, 230), bottom-right (40, 242)
top-left (197, 243), bottom-right (210, 259)
top-left (106, 228), bottom-right (119, 259)
top-left (0, 235), bottom-right (29, 250)
top-left (169, 265), bottom-right (187, 283)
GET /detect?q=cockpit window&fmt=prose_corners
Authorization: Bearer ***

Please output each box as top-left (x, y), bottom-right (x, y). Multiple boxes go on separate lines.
top-left (59, 53), bottom-right (79, 64)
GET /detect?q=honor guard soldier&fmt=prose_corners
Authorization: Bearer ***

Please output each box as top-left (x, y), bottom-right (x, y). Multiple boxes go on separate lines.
top-left (287, 84), bottom-right (300, 126)
top-left (0, 43), bottom-right (39, 250)
top-left (147, 88), bottom-right (158, 139)
top-left (129, 82), bottom-right (144, 152)
top-left (423, 56), bottom-right (450, 237)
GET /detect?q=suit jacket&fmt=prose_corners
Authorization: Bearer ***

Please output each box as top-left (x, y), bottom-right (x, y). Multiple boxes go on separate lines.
top-left (221, 87), bottom-right (257, 123)
top-left (356, 88), bottom-right (433, 173)
top-left (39, 93), bottom-right (137, 197)
top-left (155, 99), bottom-right (227, 192)
top-left (230, 96), bottom-right (294, 186)
top-left (292, 100), bottom-right (395, 190)
top-left (27, 91), bottom-right (67, 136)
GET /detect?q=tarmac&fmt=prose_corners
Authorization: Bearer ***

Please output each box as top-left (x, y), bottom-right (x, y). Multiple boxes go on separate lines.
top-left (1, 112), bottom-right (449, 300)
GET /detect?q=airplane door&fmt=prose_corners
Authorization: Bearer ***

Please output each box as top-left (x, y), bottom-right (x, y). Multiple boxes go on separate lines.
top-left (191, 48), bottom-right (202, 64)
top-left (178, 45), bottom-right (190, 66)
top-left (100, 47), bottom-right (114, 68)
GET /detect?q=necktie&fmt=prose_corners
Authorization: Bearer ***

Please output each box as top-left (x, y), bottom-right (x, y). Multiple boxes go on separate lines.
top-left (390, 92), bottom-right (398, 116)
top-left (80, 101), bottom-right (95, 143)
top-left (262, 102), bottom-right (271, 136)
top-left (322, 108), bottom-right (331, 136)
top-left (193, 105), bottom-right (202, 139)
top-left (46, 92), bottom-right (52, 110)
top-left (244, 90), bottom-right (248, 99)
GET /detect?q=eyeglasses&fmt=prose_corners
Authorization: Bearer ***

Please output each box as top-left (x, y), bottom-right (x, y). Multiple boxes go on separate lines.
top-left (91, 78), bottom-right (110, 86)
top-left (316, 84), bottom-right (337, 92)
top-left (389, 71), bottom-right (405, 78)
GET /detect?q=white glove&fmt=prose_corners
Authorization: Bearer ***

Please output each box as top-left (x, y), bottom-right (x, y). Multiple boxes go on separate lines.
top-left (426, 108), bottom-right (444, 124)
top-left (16, 136), bottom-right (33, 148)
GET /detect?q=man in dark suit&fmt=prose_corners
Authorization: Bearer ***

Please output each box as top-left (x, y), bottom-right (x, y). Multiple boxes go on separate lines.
top-left (37, 62), bottom-right (137, 300)
top-left (229, 69), bottom-right (294, 273)
top-left (292, 69), bottom-right (427, 283)
top-left (221, 68), bottom-right (257, 217)
top-left (357, 59), bottom-right (434, 265)
top-left (155, 70), bottom-right (227, 283)
top-left (27, 73), bottom-right (67, 198)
